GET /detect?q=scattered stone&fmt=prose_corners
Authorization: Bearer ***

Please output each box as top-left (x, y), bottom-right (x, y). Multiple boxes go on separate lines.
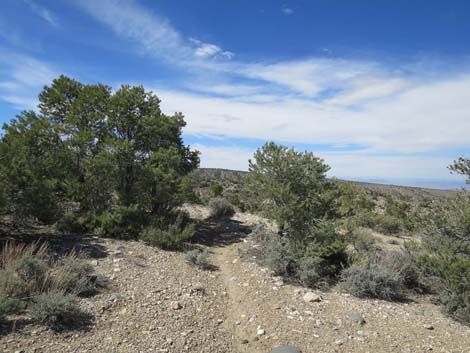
top-left (303, 291), bottom-right (322, 303)
top-left (235, 321), bottom-right (241, 325)
top-left (189, 286), bottom-right (205, 295)
top-left (257, 326), bottom-right (265, 336)
top-left (335, 338), bottom-right (347, 346)
top-left (169, 301), bottom-right (182, 310)
top-left (269, 346), bottom-right (302, 353)
top-left (424, 324), bottom-right (434, 330)
top-left (350, 313), bottom-right (366, 325)
top-left (241, 339), bottom-right (249, 344)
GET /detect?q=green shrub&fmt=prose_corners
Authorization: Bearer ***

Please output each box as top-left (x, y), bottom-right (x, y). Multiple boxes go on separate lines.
top-left (413, 192), bottom-right (470, 324)
top-left (15, 255), bottom-right (48, 283)
top-left (14, 255), bottom-right (48, 293)
top-left (140, 215), bottom-right (195, 249)
top-left (209, 198), bottom-right (235, 219)
top-left (438, 257), bottom-right (470, 325)
top-left (0, 270), bottom-right (27, 298)
top-left (264, 222), bottom-right (348, 287)
top-left (210, 182), bottom-right (223, 197)
top-left (93, 205), bottom-right (146, 239)
top-left (0, 297), bottom-right (23, 320)
top-left (30, 291), bottom-right (86, 328)
top-left (185, 249), bottom-right (211, 270)
top-left (179, 175), bottom-right (200, 204)
top-left (336, 182), bottom-right (374, 218)
top-left (340, 263), bottom-right (404, 301)
top-left (374, 214), bottom-right (403, 235)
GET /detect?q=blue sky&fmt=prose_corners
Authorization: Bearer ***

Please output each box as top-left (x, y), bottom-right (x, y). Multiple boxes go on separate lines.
top-left (1, 0), bottom-right (470, 188)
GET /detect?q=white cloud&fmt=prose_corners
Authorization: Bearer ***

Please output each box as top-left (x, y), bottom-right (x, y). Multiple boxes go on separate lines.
top-left (327, 77), bottom-right (409, 106)
top-left (192, 144), bottom-right (253, 171)
top-left (23, 0), bottom-right (59, 27)
top-left (238, 58), bottom-right (377, 97)
top-left (282, 8), bottom-right (294, 16)
top-left (157, 73), bottom-right (470, 154)
top-left (190, 38), bottom-right (234, 59)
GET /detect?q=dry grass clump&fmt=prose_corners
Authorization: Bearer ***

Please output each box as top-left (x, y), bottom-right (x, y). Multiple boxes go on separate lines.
top-left (208, 198), bottom-right (235, 219)
top-left (0, 241), bottom-right (100, 329)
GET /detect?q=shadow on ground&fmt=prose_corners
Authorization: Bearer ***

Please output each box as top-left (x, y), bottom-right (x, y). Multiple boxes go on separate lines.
top-left (192, 218), bottom-right (252, 247)
top-left (0, 232), bottom-right (109, 260)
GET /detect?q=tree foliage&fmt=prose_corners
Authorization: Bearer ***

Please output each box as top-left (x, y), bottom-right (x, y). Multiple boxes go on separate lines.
top-left (246, 142), bottom-right (347, 286)
top-left (246, 142), bottom-right (336, 240)
top-left (449, 157), bottom-right (470, 184)
top-left (0, 75), bottom-right (199, 231)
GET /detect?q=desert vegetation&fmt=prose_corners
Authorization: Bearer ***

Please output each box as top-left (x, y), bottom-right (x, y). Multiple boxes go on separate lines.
top-left (0, 75), bottom-right (199, 244)
top-left (0, 76), bottom-right (469, 352)
top-left (0, 242), bottom-right (99, 330)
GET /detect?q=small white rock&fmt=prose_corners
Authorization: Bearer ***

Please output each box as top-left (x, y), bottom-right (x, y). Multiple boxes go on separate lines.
top-left (303, 291), bottom-right (322, 303)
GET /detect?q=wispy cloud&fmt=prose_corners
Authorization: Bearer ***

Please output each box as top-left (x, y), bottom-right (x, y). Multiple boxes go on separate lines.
top-left (23, 0), bottom-right (59, 27)
top-left (77, 0), bottom-right (234, 65)
top-left (0, 49), bottom-right (58, 110)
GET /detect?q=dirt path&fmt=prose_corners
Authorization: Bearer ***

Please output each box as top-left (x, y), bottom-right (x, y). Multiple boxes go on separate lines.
top-left (201, 210), bottom-right (470, 353)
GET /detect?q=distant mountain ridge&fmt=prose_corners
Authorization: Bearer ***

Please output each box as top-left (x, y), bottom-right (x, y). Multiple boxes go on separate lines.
top-left (192, 168), bottom-right (460, 199)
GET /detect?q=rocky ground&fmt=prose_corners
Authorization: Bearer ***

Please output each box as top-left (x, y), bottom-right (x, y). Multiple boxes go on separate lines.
top-left (1, 207), bottom-right (470, 353)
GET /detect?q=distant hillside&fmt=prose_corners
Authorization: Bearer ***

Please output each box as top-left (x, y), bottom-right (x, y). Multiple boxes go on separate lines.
top-left (192, 168), bottom-right (458, 200)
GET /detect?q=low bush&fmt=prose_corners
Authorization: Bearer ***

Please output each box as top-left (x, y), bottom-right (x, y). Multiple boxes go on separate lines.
top-left (411, 193), bottom-right (470, 325)
top-left (210, 182), bottom-right (223, 197)
top-left (351, 228), bottom-right (377, 255)
top-left (439, 257), bottom-right (470, 325)
top-left (226, 193), bottom-right (245, 212)
top-left (340, 262), bottom-right (405, 301)
top-left (185, 249), bottom-right (211, 270)
top-left (15, 255), bottom-right (48, 284)
top-left (0, 270), bottom-right (28, 299)
top-left (93, 205), bottom-right (147, 239)
top-left (264, 235), bottom-right (297, 277)
top-left (209, 198), bottom-right (235, 219)
top-left (30, 291), bottom-right (87, 329)
top-left (297, 255), bottom-right (324, 287)
top-left (0, 297), bottom-right (23, 321)
top-left (373, 214), bottom-right (403, 235)
top-left (263, 221), bottom-right (348, 287)
top-left (140, 214), bottom-right (195, 249)
top-left (0, 241), bottom-right (101, 327)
